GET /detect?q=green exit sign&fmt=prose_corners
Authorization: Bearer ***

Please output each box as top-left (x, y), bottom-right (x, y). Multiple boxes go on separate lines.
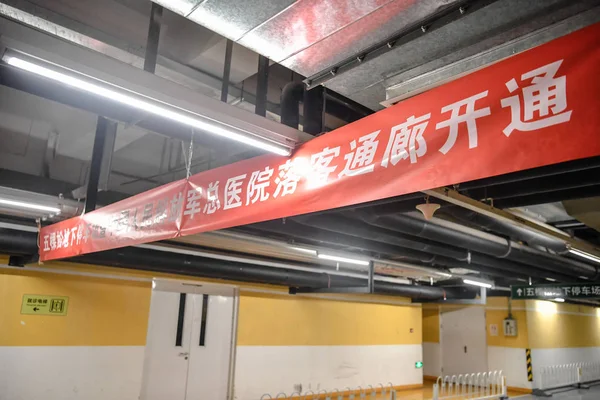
top-left (415, 361), bottom-right (423, 369)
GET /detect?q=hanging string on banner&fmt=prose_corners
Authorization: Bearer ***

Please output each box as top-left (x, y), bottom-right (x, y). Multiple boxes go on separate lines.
top-left (182, 129), bottom-right (195, 179)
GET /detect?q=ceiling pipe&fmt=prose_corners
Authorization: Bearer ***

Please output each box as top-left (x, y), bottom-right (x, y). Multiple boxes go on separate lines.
top-left (355, 212), bottom-right (598, 280)
top-left (280, 81), bottom-right (305, 130)
top-left (292, 215), bottom-right (574, 282)
top-left (0, 227), bottom-right (463, 300)
top-left (444, 207), bottom-right (568, 252)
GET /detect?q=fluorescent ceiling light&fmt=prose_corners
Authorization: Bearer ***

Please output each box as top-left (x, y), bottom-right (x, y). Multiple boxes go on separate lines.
top-left (568, 248), bottom-right (600, 264)
top-left (553, 298), bottom-right (565, 302)
top-left (545, 277), bottom-right (557, 282)
top-left (0, 198), bottom-right (60, 213)
top-left (4, 55), bottom-right (290, 156)
top-left (317, 253), bottom-right (370, 266)
top-left (463, 278), bottom-right (493, 289)
top-left (289, 246), bottom-right (317, 256)
top-left (437, 272), bottom-right (452, 278)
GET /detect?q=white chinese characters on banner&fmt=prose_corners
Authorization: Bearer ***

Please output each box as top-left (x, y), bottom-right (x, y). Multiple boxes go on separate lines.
top-left (224, 174), bottom-right (246, 210)
top-left (381, 113), bottom-right (430, 167)
top-left (274, 159), bottom-right (301, 198)
top-left (247, 166), bottom-right (274, 205)
top-left (204, 181), bottom-right (221, 214)
top-left (338, 131), bottom-right (380, 177)
top-left (436, 91), bottom-right (491, 154)
top-left (183, 187), bottom-right (203, 219)
top-left (502, 60), bottom-right (572, 136)
top-left (309, 147), bottom-right (340, 187)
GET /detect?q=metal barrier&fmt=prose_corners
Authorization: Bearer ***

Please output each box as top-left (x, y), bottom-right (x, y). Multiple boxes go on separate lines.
top-left (534, 361), bottom-right (600, 395)
top-left (432, 370), bottom-right (507, 400)
top-left (259, 383), bottom-right (397, 400)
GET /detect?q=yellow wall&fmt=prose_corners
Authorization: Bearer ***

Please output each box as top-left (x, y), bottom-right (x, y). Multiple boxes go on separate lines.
top-left (0, 260), bottom-right (421, 347)
top-left (422, 307), bottom-right (440, 343)
top-left (526, 300), bottom-right (600, 349)
top-left (239, 294), bottom-right (421, 346)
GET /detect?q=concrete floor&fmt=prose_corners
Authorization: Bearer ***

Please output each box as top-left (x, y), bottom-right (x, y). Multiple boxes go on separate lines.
top-left (512, 385), bottom-right (600, 400)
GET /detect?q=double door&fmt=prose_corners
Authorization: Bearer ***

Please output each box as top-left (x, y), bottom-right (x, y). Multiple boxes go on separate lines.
top-left (140, 279), bottom-right (238, 400)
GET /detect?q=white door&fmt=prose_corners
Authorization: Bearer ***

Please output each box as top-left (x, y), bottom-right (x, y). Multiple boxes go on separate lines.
top-left (441, 307), bottom-right (488, 376)
top-left (140, 279), bottom-right (238, 400)
top-left (186, 294), bottom-right (236, 399)
top-left (140, 290), bottom-right (194, 400)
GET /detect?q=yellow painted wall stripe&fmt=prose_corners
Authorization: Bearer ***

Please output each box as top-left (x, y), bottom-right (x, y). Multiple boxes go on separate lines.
top-left (1, 260), bottom-right (421, 347)
top-left (238, 294), bottom-right (422, 346)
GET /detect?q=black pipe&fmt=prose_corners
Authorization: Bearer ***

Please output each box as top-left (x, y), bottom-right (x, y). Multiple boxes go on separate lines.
top-left (247, 220), bottom-right (449, 263)
top-left (280, 82), bottom-right (305, 129)
top-left (303, 85), bottom-right (324, 135)
top-left (357, 212), bottom-right (598, 279)
top-left (291, 216), bottom-right (575, 282)
top-left (0, 228), bottom-right (459, 300)
top-left (444, 208), bottom-right (568, 252)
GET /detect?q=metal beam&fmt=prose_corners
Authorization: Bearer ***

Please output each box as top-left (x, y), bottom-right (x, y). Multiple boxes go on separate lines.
top-left (72, 121), bottom-right (117, 200)
top-left (255, 55), bottom-right (269, 117)
top-left (143, 3), bottom-right (163, 74)
top-left (84, 117), bottom-right (117, 213)
top-left (221, 39), bottom-right (233, 103)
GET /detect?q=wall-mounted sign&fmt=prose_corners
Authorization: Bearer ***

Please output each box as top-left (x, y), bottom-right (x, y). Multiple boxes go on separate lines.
top-left (415, 361), bottom-right (423, 369)
top-left (511, 283), bottom-right (600, 300)
top-left (21, 295), bottom-right (69, 316)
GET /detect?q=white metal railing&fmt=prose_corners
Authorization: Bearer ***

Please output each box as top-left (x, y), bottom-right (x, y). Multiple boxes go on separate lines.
top-left (537, 362), bottom-right (600, 390)
top-left (432, 370), bottom-right (507, 400)
top-left (259, 383), bottom-right (397, 400)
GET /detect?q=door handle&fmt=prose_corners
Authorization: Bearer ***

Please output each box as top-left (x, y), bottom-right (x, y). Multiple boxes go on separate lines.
top-left (464, 346), bottom-right (467, 353)
top-left (178, 352), bottom-right (189, 360)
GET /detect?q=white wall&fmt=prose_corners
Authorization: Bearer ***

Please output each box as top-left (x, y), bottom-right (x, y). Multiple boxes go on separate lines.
top-left (0, 346), bottom-right (145, 400)
top-left (0, 344), bottom-right (423, 400)
top-left (423, 342), bottom-right (441, 377)
top-left (487, 346), bottom-right (532, 390)
top-left (234, 345), bottom-right (423, 399)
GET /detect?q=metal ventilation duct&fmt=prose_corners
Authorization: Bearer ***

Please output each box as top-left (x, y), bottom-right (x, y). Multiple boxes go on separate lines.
top-left (152, 0), bottom-right (460, 79)
top-left (154, 0), bottom-right (600, 109)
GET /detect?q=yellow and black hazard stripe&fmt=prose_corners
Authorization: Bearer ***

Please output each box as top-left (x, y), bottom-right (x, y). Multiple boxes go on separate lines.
top-left (526, 348), bottom-right (533, 381)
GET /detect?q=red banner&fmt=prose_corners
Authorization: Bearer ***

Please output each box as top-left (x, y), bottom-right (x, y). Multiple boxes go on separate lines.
top-left (40, 23), bottom-right (600, 261)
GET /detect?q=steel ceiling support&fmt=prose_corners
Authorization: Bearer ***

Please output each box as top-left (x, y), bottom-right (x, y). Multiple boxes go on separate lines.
top-left (463, 167), bottom-right (600, 202)
top-left (220, 39), bottom-right (233, 103)
top-left (143, 3), bottom-right (163, 74)
top-left (458, 156), bottom-right (600, 191)
top-left (255, 55), bottom-right (269, 117)
top-left (84, 117), bottom-right (117, 213)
